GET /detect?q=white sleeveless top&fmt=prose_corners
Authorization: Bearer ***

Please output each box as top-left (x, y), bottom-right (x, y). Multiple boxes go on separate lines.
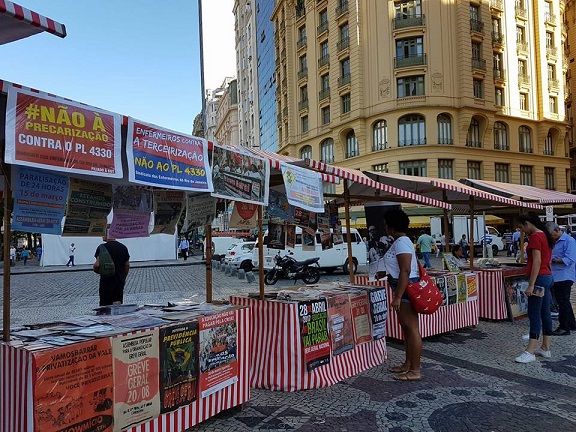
top-left (384, 236), bottom-right (419, 279)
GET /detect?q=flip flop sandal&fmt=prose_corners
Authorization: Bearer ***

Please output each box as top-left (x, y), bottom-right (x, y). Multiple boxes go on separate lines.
top-left (388, 365), bottom-right (409, 373)
top-left (393, 372), bottom-right (422, 382)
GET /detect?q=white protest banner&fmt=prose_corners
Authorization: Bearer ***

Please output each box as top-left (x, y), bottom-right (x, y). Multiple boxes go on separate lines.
top-left (280, 162), bottom-right (324, 213)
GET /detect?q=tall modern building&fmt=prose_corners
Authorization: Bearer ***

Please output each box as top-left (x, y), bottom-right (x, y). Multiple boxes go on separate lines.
top-left (272, 0), bottom-right (571, 191)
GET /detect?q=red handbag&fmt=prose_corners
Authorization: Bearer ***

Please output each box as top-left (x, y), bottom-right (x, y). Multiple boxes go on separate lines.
top-left (405, 261), bottom-right (443, 314)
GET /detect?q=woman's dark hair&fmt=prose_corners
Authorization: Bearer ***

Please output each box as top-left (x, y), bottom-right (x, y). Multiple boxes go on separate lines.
top-left (383, 209), bottom-right (410, 233)
top-left (518, 211), bottom-right (554, 248)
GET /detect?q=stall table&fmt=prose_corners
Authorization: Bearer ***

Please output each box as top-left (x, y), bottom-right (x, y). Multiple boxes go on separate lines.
top-left (230, 295), bottom-right (387, 392)
top-left (0, 306), bottom-right (250, 432)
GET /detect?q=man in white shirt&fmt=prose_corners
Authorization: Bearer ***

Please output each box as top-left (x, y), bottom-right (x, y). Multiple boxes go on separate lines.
top-left (9, 245), bottom-right (16, 266)
top-left (66, 243), bottom-right (76, 267)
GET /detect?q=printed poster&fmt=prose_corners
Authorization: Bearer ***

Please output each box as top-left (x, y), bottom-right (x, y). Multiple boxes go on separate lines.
top-left (280, 162), bottom-right (325, 213)
top-left (5, 86), bottom-right (122, 178)
top-left (126, 118), bottom-right (213, 191)
top-left (199, 310), bottom-right (239, 398)
top-left (151, 190), bottom-right (185, 234)
top-left (435, 276), bottom-right (449, 306)
top-left (504, 275), bottom-right (530, 319)
top-left (298, 299), bottom-right (331, 371)
top-left (302, 229), bottom-right (315, 252)
top-left (350, 293), bottom-right (372, 344)
top-left (445, 274), bottom-right (458, 305)
top-left (442, 253), bottom-right (461, 272)
top-left (326, 294), bottom-right (354, 356)
top-left (63, 178), bottom-right (112, 236)
top-left (466, 273), bottom-right (478, 301)
top-left (159, 321), bottom-right (199, 413)
top-left (318, 215), bottom-right (332, 251)
top-left (457, 274), bottom-right (468, 303)
top-left (294, 207), bottom-right (317, 230)
top-left (328, 203), bottom-right (339, 228)
top-left (109, 186), bottom-right (153, 239)
top-left (211, 143), bottom-right (270, 205)
top-left (267, 222), bottom-right (286, 250)
top-left (33, 339), bottom-right (114, 432)
top-left (229, 202), bottom-right (258, 229)
top-left (184, 193), bottom-right (216, 230)
top-left (366, 287), bottom-right (387, 340)
top-left (111, 329), bottom-right (160, 431)
top-left (333, 220), bottom-right (344, 246)
top-left (266, 189), bottom-right (295, 223)
top-left (286, 224), bottom-right (296, 249)
top-left (11, 166), bottom-right (69, 234)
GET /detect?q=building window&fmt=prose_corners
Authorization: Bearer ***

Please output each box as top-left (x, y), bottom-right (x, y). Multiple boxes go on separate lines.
top-left (397, 75), bottom-right (425, 98)
top-left (300, 145), bottom-right (312, 160)
top-left (299, 54), bottom-right (307, 71)
top-left (321, 106), bottom-right (330, 124)
top-left (544, 131), bottom-right (554, 155)
top-left (323, 183), bottom-right (336, 194)
top-left (549, 96), bottom-right (557, 114)
top-left (321, 73), bottom-right (329, 90)
top-left (300, 85), bottom-right (308, 103)
top-left (467, 161), bottom-right (482, 180)
top-left (339, 22), bottom-right (349, 46)
top-left (346, 130), bottom-right (358, 158)
top-left (470, 4), bottom-right (480, 22)
top-left (341, 93), bottom-right (351, 113)
top-left (395, 0), bottom-right (422, 18)
top-left (372, 163), bottom-right (388, 172)
top-left (546, 31), bottom-right (554, 47)
top-left (545, 167), bottom-right (555, 190)
top-left (320, 138), bottom-right (334, 163)
top-left (298, 25), bottom-right (306, 42)
top-left (519, 125), bottom-right (532, 152)
top-left (466, 118), bottom-right (482, 147)
top-left (399, 160), bottom-right (427, 176)
top-left (471, 42), bottom-right (482, 60)
top-left (301, 115), bottom-right (308, 133)
top-left (396, 36), bottom-right (423, 60)
top-left (319, 9), bottom-right (328, 26)
top-left (519, 93), bottom-right (528, 111)
top-left (373, 120), bottom-right (387, 150)
top-left (398, 114), bottom-right (426, 146)
top-left (341, 57), bottom-right (350, 78)
top-left (520, 165), bottom-right (533, 185)
top-left (516, 25), bottom-right (525, 44)
top-left (494, 121), bottom-right (508, 150)
top-left (320, 40), bottom-right (329, 60)
top-left (473, 79), bottom-right (483, 99)
top-left (495, 87), bottom-right (504, 106)
top-left (518, 59), bottom-right (527, 76)
top-left (437, 114), bottom-right (452, 144)
top-left (495, 163), bottom-right (510, 182)
top-left (438, 159), bottom-right (454, 179)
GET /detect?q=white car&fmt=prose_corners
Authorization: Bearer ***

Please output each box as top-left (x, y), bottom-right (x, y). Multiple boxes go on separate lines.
top-left (224, 241), bottom-right (256, 271)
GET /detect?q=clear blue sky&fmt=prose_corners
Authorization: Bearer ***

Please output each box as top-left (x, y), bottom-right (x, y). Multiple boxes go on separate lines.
top-left (0, 0), bottom-right (203, 134)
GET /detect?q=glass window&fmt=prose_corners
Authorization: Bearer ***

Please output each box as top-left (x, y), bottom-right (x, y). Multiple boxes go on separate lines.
top-left (320, 40), bottom-right (329, 59)
top-left (473, 79), bottom-right (483, 98)
top-left (438, 159), bottom-right (453, 179)
top-left (339, 22), bottom-right (349, 42)
top-left (549, 96), bottom-right (557, 114)
top-left (520, 165), bottom-right (533, 185)
top-left (399, 160), bottom-right (427, 176)
top-left (341, 57), bottom-right (350, 77)
top-left (544, 131), bottom-right (554, 155)
top-left (495, 88), bottom-right (504, 106)
top-left (494, 122), bottom-right (508, 150)
top-left (470, 4), bottom-right (480, 21)
top-left (397, 75), bottom-right (425, 97)
top-left (319, 9), bottom-right (328, 25)
top-left (519, 125), bottom-right (532, 152)
top-left (545, 167), bottom-right (555, 190)
top-left (299, 54), bottom-right (307, 71)
top-left (323, 183), bottom-right (336, 194)
top-left (301, 115), bottom-right (308, 133)
top-left (472, 42), bottom-right (482, 59)
top-left (548, 64), bottom-right (556, 80)
top-left (298, 25), bottom-right (306, 41)
top-left (518, 59), bottom-right (527, 76)
top-left (320, 139), bottom-right (334, 163)
top-left (321, 73), bottom-right (330, 90)
top-left (373, 120), bottom-right (387, 150)
top-left (520, 93), bottom-right (528, 111)
top-left (395, 0), bottom-right (421, 18)
top-left (372, 163), bottom-right (388, 172)
top-left (300, 145), bottom-right (312, 160)
top-left (495, 163), bottom-right (510, 182)
top-left (466, 118), bottom-right (482, 147)
top-left (346, 130), bottom-right (358, 158)
top-left (516, 26), bottom-right (525, 43)
top-left (341, 93), bottom-right (351, 113)
top-left (396, 37), bottom-right (423, 58)
top-left (493, 53), bottom-right (503, 70)
top-left (546, 31), bottom-right (554, 47)
top-left (467, 161), bottom-right (482, 180)
top-left (437, 114), bottom-right (452, 144)
top-left (492, 18), bottom-right (501, 34)
top-left (398, 114), bottom-right (426, 146)
top-left (300, 85), bottom-right (308, 102)
top-left (321, 106), bottom-right (330, 124)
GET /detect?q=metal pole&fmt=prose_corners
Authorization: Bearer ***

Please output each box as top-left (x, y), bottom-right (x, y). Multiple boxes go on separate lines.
top-left (442, 190), bottom-right (450, 254)
top-left (258, 206), bottom-right (265, 299)
top-left (469, 197), bottom-right (475, 271)
top-left (205, 223), bottom-right (213, 303)
top-left (198, 0), bottom-right (207, 135)
top-left (3, 164), bottom-right (12, 342)
top-left (344, 181), bottom-right (355, 283)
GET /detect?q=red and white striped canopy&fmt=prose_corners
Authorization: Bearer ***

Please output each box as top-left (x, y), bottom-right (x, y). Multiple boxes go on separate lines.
top-left (303, 160), bottom-right (451, 210)
top-left (460, 179), bottom-right (576, 205)
top-left (0, 0), bottom-right (66, 44)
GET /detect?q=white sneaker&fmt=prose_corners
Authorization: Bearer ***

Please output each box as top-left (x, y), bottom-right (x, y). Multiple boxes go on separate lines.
top-left (515, 351), bottom-right (536, 363)
top-left (534, 347), bottom-right (551, 358)
top-left (522, 334), bottom-right (530, 341)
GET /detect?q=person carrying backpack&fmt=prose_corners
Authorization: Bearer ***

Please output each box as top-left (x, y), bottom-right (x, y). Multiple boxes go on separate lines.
top-left (93, 233), bottom-right (130, 306)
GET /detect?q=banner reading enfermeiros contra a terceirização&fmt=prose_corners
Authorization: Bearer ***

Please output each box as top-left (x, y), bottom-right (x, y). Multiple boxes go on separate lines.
top-left (5, 86), bottom-right (123, 178)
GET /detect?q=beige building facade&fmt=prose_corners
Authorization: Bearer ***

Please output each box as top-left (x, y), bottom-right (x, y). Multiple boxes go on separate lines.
top-left (214, 78), bottom-right (240, 146)
top-left (273, 0), bottom-right (570, 191)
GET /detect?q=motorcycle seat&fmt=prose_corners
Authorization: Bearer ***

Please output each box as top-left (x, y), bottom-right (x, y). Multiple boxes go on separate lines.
top-left (294, 257), bottom-right (320, 266)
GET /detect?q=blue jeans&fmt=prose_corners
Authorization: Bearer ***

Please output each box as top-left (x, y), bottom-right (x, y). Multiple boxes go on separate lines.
top-left (389, 276), bottom-right (420, 303)
top-left (421, 252), bottom-right (431, 268)
top-left (528, 274), bottom-right (554, 340)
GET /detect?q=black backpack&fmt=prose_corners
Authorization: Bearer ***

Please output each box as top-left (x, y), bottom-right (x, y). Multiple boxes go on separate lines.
top-left (98, 244), bottom-right (116, 278)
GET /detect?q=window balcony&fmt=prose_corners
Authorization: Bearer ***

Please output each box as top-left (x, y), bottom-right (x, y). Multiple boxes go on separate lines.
top-left (438, 139), bottom-right (454, 145)
top-left (471, 57), bottom-right (487, 71)
top-left (345, 150), bottom-right (359, 158)
top-left (549, 78), bottom-right (559, 90)
top-left (545, 13), bottom-right (557, 25)
top-left (338, 73), bottom-right (351, 87)
top-left (297, 68), bottom-right (308, 80)
top-left (321, 156), bottom-right (335, 164)
top-left (399, 138), bottom-right (426, 146)
top-left (490, 0), bottom-right (503, 11)
top-left (518, 74), bottom-right (530, 86)
top-left (296, 7), bottom-right (306, 20)
top-left (336, 1), bottom-right (348, 17)
top-left (394, 53), bottom-right (427, 69)
top-left (516, 41), bottom-right (528, 54)
top-left (317, 21), bottom-right (328, 35)
top-left (494, 143), bottom-right (509, 151)
top-left (319, 87), bottom-right (331, 100)
top-left (470, 19), bottom-right (484, 33)
top-left (544, 148), bottom-right (555, 156)
top-left (373, 143), bottom-right (388, 151)
top-left (318, 55), bottom-right (330, 68)
top-left (298, 99), bottom-right (309, 111)
top-left (337, 37), bottom-right (349, 52)
top-left (515, 6), bottom-right (527, 20)
top-left (546, 46), bottom-right (557, 58)
top-left (465, 140), bottom-right (482, 148)
top-left (493, 68), bottom-right (506, 81)
top-left (492, 31), bottom-right (504, 45)
top-left (297, 36), bottom-right (307, 50)
top-left (392, 14), bottom-right (425, 30)
top-left (520, 146), bottom-right (533, 153)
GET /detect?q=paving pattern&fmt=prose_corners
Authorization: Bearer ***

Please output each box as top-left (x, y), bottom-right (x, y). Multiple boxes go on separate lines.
top-left (2, 256), bottom-right (576, 431)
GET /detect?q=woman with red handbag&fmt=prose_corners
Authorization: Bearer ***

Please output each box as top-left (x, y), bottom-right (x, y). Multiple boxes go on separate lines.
top-left (383, 209), bottom-right (422, 381)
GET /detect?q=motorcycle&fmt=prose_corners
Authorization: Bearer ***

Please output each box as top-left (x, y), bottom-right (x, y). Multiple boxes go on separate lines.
top-left (264, 251), bottom-right (321, 285)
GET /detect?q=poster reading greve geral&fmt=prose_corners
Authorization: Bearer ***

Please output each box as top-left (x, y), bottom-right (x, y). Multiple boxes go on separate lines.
top-left (126, 118), bottom-right (213, 192)
top-left (366, 287), bottom-right (387, 340)
top-left (5, 86), bottom-right (122, 178)
top-left (33, 339), bottom-right (114, 432)
top-left (159, 321), bottom-right (199, 413)
top-left (298, 299), bottom-right (331, 371)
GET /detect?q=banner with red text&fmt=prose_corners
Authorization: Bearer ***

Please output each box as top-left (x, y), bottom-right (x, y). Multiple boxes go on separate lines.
top-left (111, 329), bottom-right (160, 432)
top-left (126, 118), bottom-right (213, 191)
top-left (5, 87), bottom-right (122, 178)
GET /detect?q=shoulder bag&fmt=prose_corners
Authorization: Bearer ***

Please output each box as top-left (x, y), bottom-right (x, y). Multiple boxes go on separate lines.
top-left (405, 261), bottom-right (443, 314)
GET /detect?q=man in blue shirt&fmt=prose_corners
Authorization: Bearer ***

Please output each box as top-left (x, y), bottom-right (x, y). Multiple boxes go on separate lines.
top-left (546, 222), bottom-right (576, 335)
top-left (512, 228), bottom-right (521, 258)
top-left (417, 230), bottom-right (434, 269)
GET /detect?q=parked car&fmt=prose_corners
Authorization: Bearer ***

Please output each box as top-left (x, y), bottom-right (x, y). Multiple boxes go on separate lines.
top-left (224, 241), bottom-right (256, 271)
top-left (203, 236), bottom-right (246, 261)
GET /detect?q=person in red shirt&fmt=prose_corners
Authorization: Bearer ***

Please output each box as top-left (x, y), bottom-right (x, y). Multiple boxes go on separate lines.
top-left (515, 212), bottom-right (554, 363)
